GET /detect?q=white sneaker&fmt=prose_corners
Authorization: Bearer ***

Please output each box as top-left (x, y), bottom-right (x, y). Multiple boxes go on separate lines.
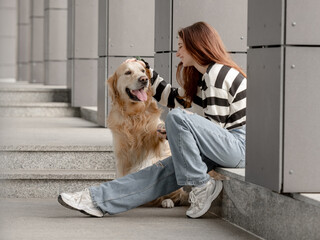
top-left (186, 178), bottom-right (223, 218)
top-left (58, 188), bottom-right (104, 218)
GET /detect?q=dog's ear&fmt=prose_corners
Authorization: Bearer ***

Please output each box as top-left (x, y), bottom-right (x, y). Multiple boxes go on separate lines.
top-left (145, 67), bottom-right (152, 80)
top-left (107, 73), bottom-right (120, 103)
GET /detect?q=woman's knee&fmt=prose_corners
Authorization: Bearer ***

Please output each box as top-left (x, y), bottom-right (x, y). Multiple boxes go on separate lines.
top-left (165, 108), bottom-right (185, 129)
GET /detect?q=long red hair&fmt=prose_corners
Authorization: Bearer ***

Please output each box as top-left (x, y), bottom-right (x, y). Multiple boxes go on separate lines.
top-left (176, 22), bottom-right (246, 106)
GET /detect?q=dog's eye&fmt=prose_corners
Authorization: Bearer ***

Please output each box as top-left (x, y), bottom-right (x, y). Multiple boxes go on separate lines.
top-left (125, 70), bottom-right (132, 75)
top-left (141, 69), bottom-right (145, 73)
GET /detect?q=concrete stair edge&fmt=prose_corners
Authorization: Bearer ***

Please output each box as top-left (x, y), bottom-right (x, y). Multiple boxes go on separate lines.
top-left (0, 169), bottom-right (116, 180)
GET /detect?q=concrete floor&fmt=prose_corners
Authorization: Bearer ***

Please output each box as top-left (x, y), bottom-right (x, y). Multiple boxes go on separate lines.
top-left (0, 198), bottom-right (261, 240)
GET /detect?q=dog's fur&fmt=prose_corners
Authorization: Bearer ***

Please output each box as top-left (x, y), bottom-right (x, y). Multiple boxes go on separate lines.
top-left (107, 61), bottom-right (189, 207)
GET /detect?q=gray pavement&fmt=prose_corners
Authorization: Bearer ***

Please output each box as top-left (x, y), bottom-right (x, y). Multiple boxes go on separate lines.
top-left (0, 198), bottom-right (261, 240)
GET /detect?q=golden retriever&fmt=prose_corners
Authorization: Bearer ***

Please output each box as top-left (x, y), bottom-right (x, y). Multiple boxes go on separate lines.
top-left (107, 61), bottom-right (189, 208)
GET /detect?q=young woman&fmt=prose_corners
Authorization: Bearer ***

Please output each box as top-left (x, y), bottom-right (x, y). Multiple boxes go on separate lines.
top-left (58, 22), bottom-right (246, 219)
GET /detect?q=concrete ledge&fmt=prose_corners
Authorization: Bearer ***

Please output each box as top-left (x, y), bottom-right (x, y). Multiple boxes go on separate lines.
top-left (211, 168), bottom-right (320, 240)
top-left (80, 106), bottom-right (98, 124)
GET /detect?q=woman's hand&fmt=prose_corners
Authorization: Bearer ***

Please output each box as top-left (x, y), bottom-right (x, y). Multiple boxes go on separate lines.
top-left (157, 123), bottom-right (167, 140)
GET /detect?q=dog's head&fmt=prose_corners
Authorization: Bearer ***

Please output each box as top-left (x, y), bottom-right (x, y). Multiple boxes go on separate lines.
top-left (107, 61), bottom-right (152, 105)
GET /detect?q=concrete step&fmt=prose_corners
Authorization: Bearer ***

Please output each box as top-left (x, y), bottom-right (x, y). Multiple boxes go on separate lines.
top-left (0, 117), bottom-right (116, 198)
top-left (0, 85), bottom-right (70, 103)
top-left (0, 102), bottom-right (80, 117)
top-left (0, 150), bottom-right (115, 171)
top-left (0, 170), bottom-right (116, 198)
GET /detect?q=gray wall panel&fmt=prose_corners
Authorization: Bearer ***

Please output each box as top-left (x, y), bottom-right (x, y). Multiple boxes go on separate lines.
top-left (108, 0), bottom-right (155, 56)
top-left (31, 0), bottom-right (44, 16)
top-left (98, 0), bottom-right (107, 57)
top-left (173, 0), bottom-right (247, 52)
top-left (155, 0), bottom-right (172, 52)
top-left (0, 9), bottom-right (17, 36)
top-left (44, 0), bottom-right (67, 9)
top-left (31, 18), bottom-right (44, 61)
top-left (45, 10), bottom-right (67, 60)
top-left (246, 47), bottom-right (283, 192)
top-left (97, 57), bottom-right (108, 127)
top-left (72, 59), bottom-right (98, 106)
top-left (286, 0), bottom-right (320, 45)
top-left (73, 0), bottom-right (99, 58)
top-left (17, 25), bottom-right (30, 63)
top-left (248, 0), bottom-right (284, 46)
top-left (0, 38), bottom-right (15, 64)
top-left (44, 61), bottom-right (67, 85)
top-left (230, 53), bottom-right (247, 74)
top-left (0, 0), bottom-right (16, 8)
top-left (283, 47), bottom-right (320, 192)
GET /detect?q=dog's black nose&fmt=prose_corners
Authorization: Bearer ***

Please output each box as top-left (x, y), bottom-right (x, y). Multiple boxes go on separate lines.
top-left (138, 76), bottom-right (148, 84)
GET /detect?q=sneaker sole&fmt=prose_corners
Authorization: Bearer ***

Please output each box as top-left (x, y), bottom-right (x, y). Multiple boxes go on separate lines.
top-left (57, 195), bottom-right (97, 217)
top-left (186, 180), bottom-right (223, 219)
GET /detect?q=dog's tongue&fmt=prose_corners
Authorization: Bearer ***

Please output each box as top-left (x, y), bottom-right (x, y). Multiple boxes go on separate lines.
top-left (132, 89), bottom-right (147, 101)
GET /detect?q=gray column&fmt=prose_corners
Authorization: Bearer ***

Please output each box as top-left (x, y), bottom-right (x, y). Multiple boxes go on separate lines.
top-left (17, 0), bottom-right (30, 82)
top-left (67, 0), bottom-right (98, 107)
top-left (0, 0), bottom-right (17, 82)
top-left (155, 0), bottom-right (247, 117)
top-left (44, 0), bottom-right (67, 85)
top-left (97, 0), bottom-right (155, 127)
top-left (246, 0), bottom-right (320, 193)
top-left (30, 0), bottom-right (44, 83)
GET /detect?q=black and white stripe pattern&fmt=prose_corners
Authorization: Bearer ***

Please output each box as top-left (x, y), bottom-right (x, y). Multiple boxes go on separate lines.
top-left (150, 62), bottom-right (246, 130)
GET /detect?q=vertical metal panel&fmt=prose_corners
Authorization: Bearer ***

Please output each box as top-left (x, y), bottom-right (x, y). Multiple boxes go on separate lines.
top-left (108, 0), bottom-right (155, 56)
top-left (31, 0), bottom-right (44, 16)
top-left (72, 59), bottom-right (98, 106)
top-left (172, 0), bottom-right (247, 52)
top-left (17, 63), bottom-right (30, 81)
top-left (67, 0), bottom-right (74, 59)
top-left (17, 0), bottom-right (30, 24)
top-left (154, 53), bottom-right (171, 83)
top-left (0, 38), bottom-right (16, 64)
top-left (17, 25), bottom-right (30, 63)
top-left (31, 62), bottom-right (44, 83)
top-left (0, 0), bottom-right (17, 8)
top-left (171, 52), bottom-right (179, 88)
top-left (155, 52), bottom-right (171, 119)
top-left (73, 0), bottom-right (98, 58)
top-left (0, 9), bottom-right (17, 36)
top-left (245, 47), bottom-right (284, 193)
top-left (97, 57), bottom-right (108, 127)
top-left (248, 0), bottom-right (284, 46)
top-left (286, 0), bottom-right (320, 45)
top-left (31, 18), bottom-right (44, 61)
top-left (45, 10), bottom-right (67, 60)
top-left (230, 53), bottom-right (247, 75)
top-left (283, 47), bottom-right (320, 192)
top-left (44, 61), bottom-right (67, 85)
top-left (98, 0), bottom-right (108, 57)
top-left (45, 0), bottom-right (67, 9)
top-left (155, 0), bottom-right (172, 52)
top-left (0, 65), bottom-right (15, 78)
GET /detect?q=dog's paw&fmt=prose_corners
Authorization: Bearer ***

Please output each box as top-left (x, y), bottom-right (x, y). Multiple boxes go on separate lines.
top-left (161, 199), bottom-right (174, 208)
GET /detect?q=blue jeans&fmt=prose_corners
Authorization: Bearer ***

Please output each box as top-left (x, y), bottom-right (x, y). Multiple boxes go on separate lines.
top-left (90, 108), bottom-right (245, 215)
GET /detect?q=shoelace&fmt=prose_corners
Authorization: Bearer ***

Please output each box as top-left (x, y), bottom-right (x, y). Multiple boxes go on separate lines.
top-left (188, 191), bottom-right (200, 207)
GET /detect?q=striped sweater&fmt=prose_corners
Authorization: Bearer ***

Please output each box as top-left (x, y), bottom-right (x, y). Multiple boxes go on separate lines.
top-left (150, 62), bottom-right (247, 130)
